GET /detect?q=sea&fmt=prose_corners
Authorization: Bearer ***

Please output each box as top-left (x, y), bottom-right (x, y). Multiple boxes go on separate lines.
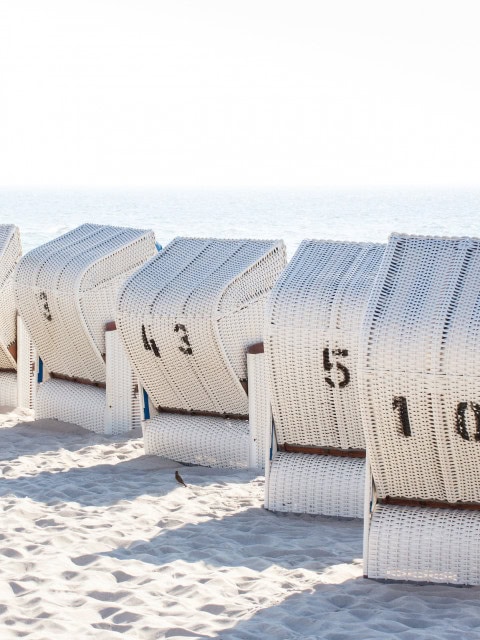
top-left (1, 187), bottom-right (480, 257)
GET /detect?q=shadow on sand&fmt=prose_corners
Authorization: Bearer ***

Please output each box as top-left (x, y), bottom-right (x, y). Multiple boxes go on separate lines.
top-left (0, 450), bottom-right (258, 507)
top-left (0, 418), bottom-right (109, 461)
top-left (216, 575), bottom-right (480, 640)
top-left (101, 506), bottom-right (363, 572)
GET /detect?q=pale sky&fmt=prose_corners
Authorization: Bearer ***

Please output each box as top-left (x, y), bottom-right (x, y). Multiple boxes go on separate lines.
top-left (1, 0), bottom-right (480, 188)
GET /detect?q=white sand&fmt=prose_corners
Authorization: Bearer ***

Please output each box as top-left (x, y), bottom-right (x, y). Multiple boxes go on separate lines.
top-left (1, 409), bottom-right (479, 639)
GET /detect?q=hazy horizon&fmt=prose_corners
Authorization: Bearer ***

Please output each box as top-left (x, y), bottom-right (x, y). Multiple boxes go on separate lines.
top-left (2, 1), bottom-right (480, 190)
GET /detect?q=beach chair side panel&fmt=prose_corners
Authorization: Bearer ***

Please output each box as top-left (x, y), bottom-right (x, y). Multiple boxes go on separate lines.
top-left (0, 225), bottom-right (21, 371)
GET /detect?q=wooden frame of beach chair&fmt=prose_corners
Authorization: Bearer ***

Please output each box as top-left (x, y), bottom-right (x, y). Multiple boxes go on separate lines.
top-left (263, 239), bottom-right (385, 517)
top-left (14, 223), bottom-right (157, 433)
top-left (116, 236), bottom-right (287, 468)
top-left (361, 233), bottom-right (480, 585)
top-left (0, 224), bottom-right (36, 410)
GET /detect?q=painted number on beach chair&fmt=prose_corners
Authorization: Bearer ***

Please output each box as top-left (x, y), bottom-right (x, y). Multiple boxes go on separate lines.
top-left (391, 397), bottom-right (480, 441)
top-left (393, 396), bottom-right (411, 437)
top-left (455, 402), bottom-right (480, 441)
top-left (39, 292), bottom-right (52, 321)
top-left (174, 324), bottom-right (193, 355)
top-left (141, 324), bottom-right (160, 357)
top-left (323, 348), bottom-right (350, 388)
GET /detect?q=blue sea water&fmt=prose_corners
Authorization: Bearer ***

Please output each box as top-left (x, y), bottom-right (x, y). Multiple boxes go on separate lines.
top-left (1, 188), bottom-right (480, 256)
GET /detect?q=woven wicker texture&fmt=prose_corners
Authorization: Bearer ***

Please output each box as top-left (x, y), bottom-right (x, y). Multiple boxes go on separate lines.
top-left (265, 239), bottom-right (384, 449)
top-left (105, 329), bottom-right (141, 435)
top-left (117, 237), bottom-right (286, 415)
top-left (367, 504), bottom-right (480, 584)
top-left (247, 351), bottom-right (269, 468)
top-left (15, 224), bottom-right (157, 384)
top-left (267, 452), bottom-right (365, 516)
top-left (360, 234), bottom-right (480, 504)
top-left (36, 379), bottom-right (107, 433)
top-left (16, 316), bottom-right (36, 410)
top-left (0, 372), bottom-right (18, 406)
top-left (0, 225), bottom-right (21, 370)
top-left (144, 413), bottom-right (250, 468)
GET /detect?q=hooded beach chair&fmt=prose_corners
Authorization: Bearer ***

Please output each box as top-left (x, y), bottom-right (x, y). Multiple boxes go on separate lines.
top-left (116, 236), bottom-right (287, 468)
top-left (14, 223), bottom-right (157, 433)
top-left (264, 239), bottom-right (385, 517)
top-left (361, 233), bottom-right (480, 585)
top-left (0, 224), bottom-right (36, 409)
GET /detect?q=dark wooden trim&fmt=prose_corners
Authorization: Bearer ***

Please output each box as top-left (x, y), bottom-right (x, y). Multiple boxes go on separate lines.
top-left (50, 372), bottom-right (106, 389)
top-left (105, 321), bottom-right (117, 332)
top-left (8, 341), bottom-right (17, 362)
top-left (157, 405), bottom-right (249, 421)
top-left (247, 342), bottom-right (264, 354)
top-left (0, 368), bottom-right (16, 373)
top-left (380, 496), bottom-right (480, 511)
top-left (281, 443), bottom-right (366, 458)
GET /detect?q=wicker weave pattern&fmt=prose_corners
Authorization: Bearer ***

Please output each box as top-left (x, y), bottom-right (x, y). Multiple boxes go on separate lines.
top-left (140, 349), bottom-right (269, 469)
top-left (0, 372), bottom-right (18, 406)
top-left (360, 234), bottom-right (480, 504)
top-left (36, 379), bottom-right (107, 433)
top-left (0, 225), bottom-right (21, 370)
top-left (267, 452), bottom-right (365, 516)
top-left (247, 351), bottom-right (269, 468)
top-left (105, 329), bottom-right (141, 435)
top-left (367, 504), bottom-right (480, 584)
top-left (265, 240), bottom-right (384, 449)
top-left (117, 237), bottom-right (286, 415)
top-left (15, 224), bottom-right (157, 384)
top-left (143, 413), bottom-right (250, 468)
top-left (16, 316), bottom-right (36, 410)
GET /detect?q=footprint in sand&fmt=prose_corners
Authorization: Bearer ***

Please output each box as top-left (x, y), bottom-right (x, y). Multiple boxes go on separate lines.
top-left (92, 622), bottom-right (133, 633)
top-left (99, 606), bottom-right (122, 619)
top-left (0, 547), bottom-right (23, 558)
top-left (71, 554), bottom-right (98, 567)
top-left (35, 518), bottom-right (59, 528)
top-left (9, 582), bottom-right (29, 595)
top-left (88, 590), bottom-right (131, 602)
top-left (112, 611), bottom-right (142, 624)
top-left (112, 570), bottom-right (135, 583)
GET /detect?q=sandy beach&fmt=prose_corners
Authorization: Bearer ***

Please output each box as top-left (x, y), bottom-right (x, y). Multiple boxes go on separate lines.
top-left (0, 409), bottom-right (478, 639)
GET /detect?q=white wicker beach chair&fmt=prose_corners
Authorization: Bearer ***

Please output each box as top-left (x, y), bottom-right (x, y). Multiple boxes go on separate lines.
top-left (264, 240), bottom-right (385, 517)
top-left (14, 223), bottom-right (157, 433)
top-left (0, 224), bottom-right (36, 409)
top-left (361, 233), bottom-right (480, 585)
top-left (116, 236), bottom-right (286, 468)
